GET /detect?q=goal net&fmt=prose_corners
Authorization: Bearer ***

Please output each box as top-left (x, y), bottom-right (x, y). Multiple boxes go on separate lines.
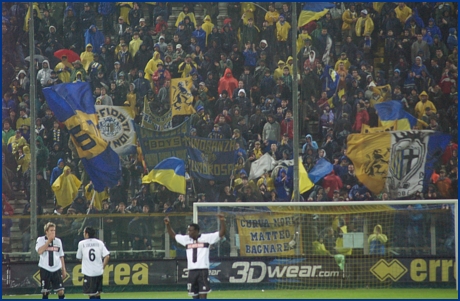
top-left (194, 200), bottom-right (458, 290)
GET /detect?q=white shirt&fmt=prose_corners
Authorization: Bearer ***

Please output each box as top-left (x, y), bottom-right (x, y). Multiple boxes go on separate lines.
top-left (76, 238), bottom-right (110, 277)
top-left (175, 232), bottom-right (220, 270)
top-left (35, 236), bottom-right (65, 272)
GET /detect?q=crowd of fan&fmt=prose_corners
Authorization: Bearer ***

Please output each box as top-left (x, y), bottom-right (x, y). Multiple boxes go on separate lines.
top-left (1, 2), bottom-right (459, 251)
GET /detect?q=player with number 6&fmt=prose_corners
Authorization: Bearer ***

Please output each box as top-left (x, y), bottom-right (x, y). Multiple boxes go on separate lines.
top-left (76, 227), bottom-right (110, 299)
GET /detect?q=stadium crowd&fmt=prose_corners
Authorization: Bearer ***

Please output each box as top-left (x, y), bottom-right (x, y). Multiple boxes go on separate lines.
top-left (1, 2), bottom-right (458, 252)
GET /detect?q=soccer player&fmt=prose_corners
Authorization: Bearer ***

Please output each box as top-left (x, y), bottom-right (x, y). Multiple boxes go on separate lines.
top-left (76, 227), bottom-right (110, 299)
top-left (35, 222), bottom-right (66, 299)
top-left (164, 214), bottom-right (226, 299)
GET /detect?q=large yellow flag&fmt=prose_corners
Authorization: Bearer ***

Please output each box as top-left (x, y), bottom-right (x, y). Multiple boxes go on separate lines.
top-left (299, 159), bottom-right (314, 194)
top-left (170, 77), bottom-right (196, 116)
top-left (346, 132), bottom-right (391, 194)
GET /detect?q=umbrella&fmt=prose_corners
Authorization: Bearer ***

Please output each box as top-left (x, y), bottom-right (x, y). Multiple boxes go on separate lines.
top-left (54, 49), bottom-right (80, 63)
top-left (25, 55), bottom-right (47, 63)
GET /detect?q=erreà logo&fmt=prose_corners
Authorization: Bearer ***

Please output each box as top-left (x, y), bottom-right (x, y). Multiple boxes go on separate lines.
top-left (33, 270), bottom-right (70, 285)
top-left (370, 259), bottom-right (408, 282)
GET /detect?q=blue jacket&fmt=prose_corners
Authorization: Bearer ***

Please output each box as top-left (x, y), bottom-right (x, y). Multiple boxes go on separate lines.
top-left (50, 158), bottom-right (64, 185)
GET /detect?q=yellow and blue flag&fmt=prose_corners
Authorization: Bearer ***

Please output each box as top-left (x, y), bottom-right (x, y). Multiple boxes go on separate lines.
top-left (145, 157), bottom-right (186, 194)
top-left (299, 159), bottom-right (314, 194)
top-left (170, 77), bottom-right (196, 116)
top-left (347, 130), bottom-right (450, 198)
top-left (298, 3), bottom-right (334, 28)
top-left (43, 82), bottom-right (121, 192)
top-left (374, 101), bottom-right (427, 130)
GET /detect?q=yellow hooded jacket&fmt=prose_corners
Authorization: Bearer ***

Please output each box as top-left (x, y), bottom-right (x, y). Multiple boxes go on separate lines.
top-left (202, 15), bottom-right (214, 46)
top-left (52, 166), bottom-right (82, 208)
top-left (274, 60), bottom-right (285, 81)
top-left (16, 145), bottom-right (31, 173)
top-left (129, 36), bottom-right (143, 58)
top-left (54, 59), bottom-right (73, 83)
top-left (80, 44), bottom-right (95, 71)
top-left (144, 51), bottom-right (163, 81)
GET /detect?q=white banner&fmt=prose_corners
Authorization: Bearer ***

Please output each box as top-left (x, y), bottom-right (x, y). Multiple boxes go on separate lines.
top-left (95, 105), bottom-right (137, 155)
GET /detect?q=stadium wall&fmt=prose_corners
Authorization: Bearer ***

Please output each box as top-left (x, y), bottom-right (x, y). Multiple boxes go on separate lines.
top-left (2, 256), bottom-right (455, 294)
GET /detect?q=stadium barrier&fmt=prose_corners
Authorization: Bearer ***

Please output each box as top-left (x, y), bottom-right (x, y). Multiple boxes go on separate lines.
top-left (2, 255), bottom-right (456, 294)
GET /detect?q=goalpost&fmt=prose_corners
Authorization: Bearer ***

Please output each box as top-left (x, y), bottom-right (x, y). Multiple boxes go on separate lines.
top-left (194, 200), bottom-right (458, 290)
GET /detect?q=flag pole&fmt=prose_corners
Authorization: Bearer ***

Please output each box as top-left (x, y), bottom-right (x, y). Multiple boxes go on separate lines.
top-left (28, 2), bottom-right (38, 260)
top-left (78, 190), bottom-right (97, 235)
top-left (292, 3), bottom-right (300, 202)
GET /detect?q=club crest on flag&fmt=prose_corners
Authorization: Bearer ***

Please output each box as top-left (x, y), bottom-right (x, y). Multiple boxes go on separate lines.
top-left (99, 116), bottom-right (122, 138)
top-left (387, 132), bottom-right (428, 196)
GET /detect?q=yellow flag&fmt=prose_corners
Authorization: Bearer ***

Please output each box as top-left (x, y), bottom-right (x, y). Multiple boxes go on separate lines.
top-left (170, 77), bottom-right (196, 116)
top-left (361, 122), bottom-right (397, 134)
top-left (84, 184), bottom-right (109, 211)
top-left (299, 160), bottom-right (314, 194)
top-left (346, 132), bottom-right (391, 194)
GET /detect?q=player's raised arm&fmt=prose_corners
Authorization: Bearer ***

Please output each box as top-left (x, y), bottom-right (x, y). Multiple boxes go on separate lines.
top-left (217, 214), bottom-right (226, 238)
top-left (164, 216), bottom-right (177, 239)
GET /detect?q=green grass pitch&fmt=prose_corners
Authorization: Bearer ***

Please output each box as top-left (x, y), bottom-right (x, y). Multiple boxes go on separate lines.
top-left (2, 289), bottom-right (457, 299)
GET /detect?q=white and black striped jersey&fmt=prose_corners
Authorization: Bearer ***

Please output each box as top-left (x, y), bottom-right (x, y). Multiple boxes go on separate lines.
top-left (175, 232), bottom-right (220, 270)
top-left (76, 238), bottom-right (110, 277)
top-left (35, 236), bottom-right (65, 272)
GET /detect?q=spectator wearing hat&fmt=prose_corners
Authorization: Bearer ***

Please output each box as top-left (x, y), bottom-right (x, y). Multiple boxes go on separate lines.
top-left (276, 14), bottom-right (291, 61)
top-left (239, 15), bottom-right (259, 49)
top-left (129, 31), bottom-right (143, 58)
top-left (209, 123), bottom-right (224, 140)
top-left (178, 54), bottom-right (197, 79)
top-left (115, 15), bottom-right (128, 38)
top-left (116, 42), bottom-right (134, 73)
top-left (335, 52), bottom-right (351, 71)
top-left (80, 3), bottom-right (97, 34)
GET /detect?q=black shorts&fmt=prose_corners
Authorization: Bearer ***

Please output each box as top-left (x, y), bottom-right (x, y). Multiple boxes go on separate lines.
top-left (187, 269), bottom-right (211, 296)
top-left (83, 275), bottom-right (103, 296)
top-left (40, 268), bottom-right (64, 293)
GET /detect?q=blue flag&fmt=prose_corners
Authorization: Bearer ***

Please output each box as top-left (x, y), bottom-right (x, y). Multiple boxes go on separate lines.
top-left (308, 158), bottom-right (334, 184)
top-left (43, 82), bottom-right (121, 192)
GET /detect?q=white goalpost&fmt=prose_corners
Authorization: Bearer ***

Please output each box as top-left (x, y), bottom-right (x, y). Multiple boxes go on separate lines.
top-left (194, 199), bottom-right (458, 290)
